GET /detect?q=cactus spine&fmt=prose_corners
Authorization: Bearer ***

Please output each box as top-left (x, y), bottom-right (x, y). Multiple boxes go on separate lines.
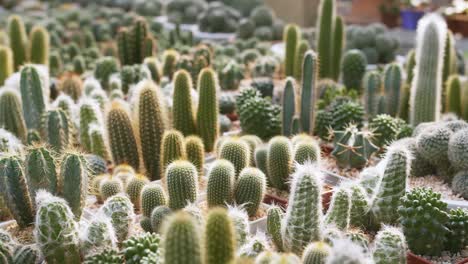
top-left (100, 194), bottom-right (134, 243)
top-left (141, 183), bottom-right (167, 218)
top-left (363, 71), bottom-right (382, 119)
top-left (373, 226), bottom-right (407, 264)
top-left (0, 89), bottom-right (27, 141)
top-left (445, 75), bottom-right (462, 115)
top-left (60, 152), bottom-right (88, 218)
top-left (207, 159), bottom-right (235, 208)
top-left (7, 15), bottom-right (27, 70)
top-left (282, 77), bottom-right (296, 136)
top-left (196, 68), bottom-right (219, 152)
top-left (284, 24), bottom-right (300, 77)
top-left (0, 45), bottom-right (13, 85)
top-left (28, 26), bottom-right (49, 65)
top-left (160, 130), bottom-right (186, 176)
top-left (173, 70), bottom-right (196, 136)
top-left (267, 136), bottom-right (292, 191)
top-left (166, 161), bottom-right (198, 210)
top-left (218, 138), bottom-right (250, 178)
top-left (43, 109), bottom-right (72, 152)
top-left (302, 242), bottom-right (331, 264)
top-left (300, 51), bottom-right (318, 134)
top-left (383, 63), bottom-right (403, 116)
top-left (20, 65), bottom-right (46, 130)
top-left (204, 208), bottom-right (236, 264)
top-left (409, 14), bottom-right (447, 125)
top-left (266, 206), bottom-right (284, 251)
top-left (234, 167), bottom-right (266, 217)
top-left (25, 145), bottom-right (57, 196)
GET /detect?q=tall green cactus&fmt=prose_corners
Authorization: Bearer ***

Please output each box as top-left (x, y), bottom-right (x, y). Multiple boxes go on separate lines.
top-left (234, 167), bottom-right (266, 217)
top-left (20, 65), bottom-right (46, 130)
top-left (196, 68), bottom-right (219, 152)
top-left (267, 136), bottom-right (292, 191)
top-left (316, 0), bottom-right (335, 79)
top-left (409, 14), bottom-right (447, 126)
top-left (331, 16), bottom-right (344, 81)
top-left (0, 89), bottom-right (27, 141)
top-left (284, 24), bottom-right (300, 77)
top-left (324, 186), bottom-right (351, 230)
top-left (0, 45), bottom-right (13, 85)
top-left (173, 70), bottom-right (196, 136)
top-left (107, 102), bottom-right (140, 170)
top-left (166, 161), bottom-right (198, 210)
top-left (0, 155), bottom-right (34, 228)
top-left (144, 57), bottom-right (162, 85)
top-left (160, 130), bottom-right (186, 176)
top-left (100, 194), bottom-right (134, 243)
top-left (35, 191), bottom-right (80, 264)
top-left (136, 81), bottom-right (166, 181)
top-left (383, 63), bottom-right (403, 116)
top-left (60, 152), bottom-right (88, 218)
top-left (28, 26), bottom-right (49, 65)
top-left (363, 71), bottom-right (382, 119)
top-left (204, 208), bottom-right (236, 264)
top-left (25, 145), bottom-right (57, 196)
top-left (185, 136), bottom-right (205, 178)
top-left (117, 18), bottom-right (154, 65)
top-left (89, 123), bottom-right (110, 160)
top-left (282, 77), bottom-right (296, 136)
top-left (218, 138), bottom-right (250, 179)
top-left (266, 206), bottom-right (284, 251)
top-left (80, 99), bottom-right (102, 152)
top-left (7, 15), bottom-right (27, 70)
top-left (300, 51), bottom-right (318, 134)
top-left (341, 49), bottom-right (367, 93)
top-left (43, 109), bottom-right (72, 152)
top-left (445, 75), bottom-right (462, 115)
top-left (207, 159), bottom-right (235, 208)
top-left (293, 40), bottom-right (310, 81)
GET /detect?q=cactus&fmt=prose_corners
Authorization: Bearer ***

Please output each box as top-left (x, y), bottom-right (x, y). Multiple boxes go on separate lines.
top-left (369, 114), bottom-right (400, 148)
top-left (267, 136), bottom-right (292, 191)
top-left (107, 102), bottom-right (140, 170)
top-left (331, 101), bottom-right (365, 131)
top-left (347, 184), bottom-right (370, 228)
top-left (219, 138), bottom-right (250, 178)
top-left (237, 232), bottom-right (270, 258)
top-left (383, 63), bottom-right (403, 116)
top-left (0, 89), bottom-right (27, 141)
top-left (445, 75), bottom-right (462, 115)
top-left (117, 18), bottom-right (154, 65)
top-left (0, 45), bottom-right (13, 85)
top-left (183, 137), bottom-right (204, 179)
top-left (341, 49), bottom-right (367, 93)
top-left (89, 123), bottom-right (110, 161)
top-left (282, 77), bottom-right (296, 137)
top-left (266, 206), bottom-right (284, 251)
top-left (81, 213), bottom-right (118, 255)
top-left (398, 188), bottom-right (449, 256)
top-left (409, 14), bottom-right (447, 125)
top-left (7, 15), bottom-right (27, 70)
top-left (166, 161), bottom-right (198, 210)
top-left (373, 226), bottom-right (407, 264)
top-left (60, 152), bottom-right (88, 218)
top-left (94, 56), bottom-right (119, 91)
top-left (126, 174), bottom-right (149, 211)
top-left (234, 167), bottom-right (266, 217)
top-left (140, 216), bottom-right (152, 233)
top-left (302, 242), bottom-right (331, 264)
top-left (162, 50), bottom-right (179, 80)
top-left (173, 70), bottom-right (197, 136)
top-left (444, 208), bottom-right (468, 252)
top-left (100, 177), bottom-right (124, 201)
top-left (227, 206), bottom-right (249, 247)
top-left (86, 154), bottom-right (106, 180)
top-left (0, 155), bottom-right (34, 228)
top-left (160, 130), bottom-right (186, 176)
top-left (451, 170), bottom-right (468, 199)
top-left (141, 183), bottom-right (167, 218)
top-left (240, 135), bottom-right (262, 166)
top-left (324, 186), bottom-right (351, 230)
top-left (219, 60), bottom-right (244, 91)
top-left (122, 232), bottom-right (161, 264)
top-left (207, 159), bottom-right (235, 208)
top-left (60, 74), bottom-right (83, 102)
top-left (196, 68), bottom-right (219, 152)
top-left (254, 147), bottom-right (268, 178)
top-left (300, 51), bottom-right (318, 134)
top-left (100, 194), bottom-right (135, 243)
top-left (293, 140), bottom-right (321, 164)
top-left (84, 249), bottom-right (122, 264)
top-left (144, 57), bottom-right (162, 85)
top-left (204, 208), bottom-right (236, 264)
top-left (13, 244), bottom-right (42, 264)
top-left (416, 125), bottom-right (453, 179)
top-left (363, 71), bottom-right (382, 119)
top-left (448, 128), bottom-right (468, 171)
top-left (20, 65), bottom-right (46, 130)
top-left (150, 206), bottom-right (172, 233)
top-left (326, 239), bottom-right (371, 264)
top-left (282, 163), bottom-right (323, 254)
top-left (80, 99), bottom-right (103, 152)
top-left (42, 109), bottom-right (72, 152)
top-left (314, 110), bottom-right (333, 139)
top-left (331, 16), bottom-right (344, 81)
top-left (316, 0), bottom-right (334, 79)
top-left (284, 24), bottom-right (300, 77)
top-left (25, 145), bottom-right (57, 197)
top-left (162, 212), bottom-right (202, 264)
top-left (29, 26), bottom-right (49, 65)
top-left (293, 40), bottom-right (310, 81)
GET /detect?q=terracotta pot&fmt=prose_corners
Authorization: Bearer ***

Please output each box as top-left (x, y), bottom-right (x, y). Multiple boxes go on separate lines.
top-left (381, 12), bottom-right (400, 28)
top-left (263, 189), bottom-right (334, 212)
top-left (447, 14), bottom-right (468, 37)
top-left (407, 252), bottom-right (432, 264)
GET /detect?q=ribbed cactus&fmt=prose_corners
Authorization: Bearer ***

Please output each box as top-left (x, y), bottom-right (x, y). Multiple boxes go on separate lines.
top-left (144, 57), bottom-right (162, 84)
top-left (266, 206), bottom-right (284, 251)
top-left (60, 151), bottom-right (88, 218)
top-left (20, 65), bottom-right (46, 130)
top-left (100, 177), bottom-right (123, 201)
top-left (80, 99), bottom-right (103, 152)
top-left (341, 49), bottom-right (367, 93)
top-left (117, 18), bottom-right (154, 65)
top-left (300, 51), bottom-right (318, 134)
top-left (331, 16), bottom-right (344, 81)
top-left (445, 75), bottom-right (462, 115)
top-left (43, 109), bottom-right (72, 152)
top-left (34, 191), bottom-right (80, 264)
top-left (160, 130), bottom-right (186, 176)
top-left (293, 40), bottom-right (310, 81)
top-left (348, 184), bottom-right (370, 228)
top-left (383, 63), bottom-right (403, 116)
top-left (284, 24), bottom-right (300, 77)
top-left (60, 74), bottom-right (83, 102)
top-left (94, 56), bottom-right (119, 91)
top-left (302, 242), bottom-right (331, 264)
top-left (106, 102), bottom-right (140, 170)
top-left (0, 45), bottom-right (13, 85)
top-left (25, 145), bottom-right (57, 196)
top-left (0, 89), bottom-right (27, 141)
top-left (445, 208), bottom-right (468, 252)
top-left (368, 114), bottom-right (399, 148)
top-left (84, 249), bottom-right (122, 264)
top-left (293, 140), bottom-right (321, 164)
top-left (331, 101), bottom-right (365, 131)
top-left (282, 77), bottom-right (296, 136)
top-left (373, 226), bottom-right (407, 264)
top-left (163, 212), bottom-right (202, 264)
top-left (255, 146), bottom-right (268, 178)
top-left (81, 213), bottom-right (118, 256)
top-left (136, 81), bottom-right (166, 181)
top-left (416, 125), bottom-right (452, 179)
top-left (28, 26), bottom-right (49, 65)
top-left (173, 70), bottom-right (197, 136)
top-left (363, 72), bottom-right (382, 119)
top-left (166, 161), bottom-right (198, 210)
top-left (151, 205), bottom-right (172, 233)
top-left (184, 137), bottom-right (204, 180)
top-left (409, 14), bottom-right (447, 126)
top-left (327, 239), bottom-right (372, 264)
top-left (0, 155), bottom-right (34, 228)
top-left (316, 0), bottom-right (334, 79)
top-left (267, 136), bottom-right (292, 191)
top-left (234, 167), bottom-right (266, 217)
top-left (100, 194), bottom-right (135, 243)
top-left (204, 208), bottom-right (236, 264)
top-left (219, 138), bottom-right (250, 178)
top-left (126, 174), bottom-right (149, 211)
top-left (207, 159), bottom-right (235, 208)
top-left (282, 163), bottom-right (323, 254)
top-left (89, 123), bottom-right (110, 160)
top-left (240, 135), bottom-right (262, 166)
top-left (141, 183), bottom-right (167, 218)
top-left (324, 186), bottom-right (351, 230)
top-left (13, 244), bottom-right (42, 264)
top-left (196, 68), bottom-right (219, 152)
top-left (8, 15), bottom-right (27, 70)
top-left (162, 50), bottom-right (179, 80)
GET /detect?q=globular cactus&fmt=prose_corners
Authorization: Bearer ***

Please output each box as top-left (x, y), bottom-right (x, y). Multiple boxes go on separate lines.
top-left (166, 161), bottom-right (198, 210)
top-left (140, 216), bottom-right (152, 233)
top-left (451, 170), bottom-right (468, 199)
top-left (0, 155), bottom-right (34, 228)
top-left (282, 163), bottom-right (323, 254)
top-left (160, 130), bottom-right (186, 177)
top-left (266, 206), bottom-right (284, 251)
top-left (94, 56), bottom-right (119, 91)
top-left (60, 151), bottom-right (88, 218)
top-left (49, 51), bottom-right (63, 77)
top-left (447, 128), bottom-right (468, 171)
top-left (106, 102), bottom-right (140, 170)
top-left (7, 15), bottom-right (27, 70)
top-left (331, 101), bottom-right (365, 131)
top-left (234, 167), bottom-right (266, 217)
top-left (42, 109), bottom-right (72, 152)
top-left (341, 49), bottom-right (367, 93)
top-left (28, 26), bottom-right (49, 65)
top-left (293, 140), bottom-right (321, 164)
top-left (383, 63), bottom-right (403, 117)
top-left (363, 71), bottom-right (382, 119)
top-left (196, 68), bottom-right (219, 152)
top-left (162, 212), bottom-right (203, 264)
top-left (79, 99), bottom-right (103, 152)
top-left (293, 40), bottom-right (310, 81)
top-left (162, 50), bottom-right (179, 80)
top-left (13, 244), bottom-right (42, 264)
top-left (204, 208), bottom-right (236, 264)
top-left (0, 46), bottom-right (13, 85)
top-left (100, 176), bottom-right (124, 201)
top-left (151, 206), bottom-right (172, 234)
top-left (267, 136), bottom-right (292, 191)
top-left (85, 154), bottom-right (107, 178)
top-left (302, 242), bottom-right (331, 264)
top-left (369, 114), bottom-right (400, 148)
top-left (0, 89), bottom-right (27, 141)
top-left (141, 183), bottom-right (167, 218)
top-left (219, 60), bottom-right (244, 91)
top-left (20, 65), bottom-right (46, 130)
top-left (25, 145), bottom-right (57, 197)
top-left (324, 186), bottom-right (351, 230)
top-left (254, 147), bottom-right (268, 178)
top-left (409, 14), bottom-right (447, 125)
top-left (182, 203), bottom-right (205, 227)
top-left (444, 208), bottom-right (468, 252)
top-left (416, 125), bottom-right (453, 179)
top-left (81, 213), bottom-right (118, 256)
top-left (122, 232), bottom-right (161, 264)
top-left (372, 226), bottom-right (407, 264)
top-left (34, 191), bottom-right (81, 264)
top-left (227, 205), bottom-right (249, 247)
top-left (136, 81), bottom-right (166, 181)
top-left (445, 75), bottom-right (462, 115)
top-left (219, 138), bottom-right (250, 179)
top-left (314, 110), bottom-right (333, 139)
top-left (207, 159), bottom-right (235, 208)
top-left (284, 24), bottom-right (300, 77)
top-left (100, 194), bottom-right (135, 243)
top-left (172, 71), bottom-right (196, 134)
top-left (185, 136), bottom-right (205, 178)
top-left (126, 174), bottom-right (149, 211)
top-left (346, 229), bottom-right (370, 253)
top-left (282, 77), bottom-right (296, 137)
top-left (84, 249), bottom-right (122, 264)
top-left (398, 188), bottom-right (449, 256)
top-left (300, 51), bottom-right (318, 134)
top-left (73, 55), bottom-right (86, 75)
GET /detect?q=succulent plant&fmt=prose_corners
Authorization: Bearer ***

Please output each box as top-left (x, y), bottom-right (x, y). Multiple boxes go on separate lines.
top-left (363, 71), bottom-right (382, 119)
top-left (267, 136), bottom-right (293, 191)
top-left (20, 65), bottom-right (47, 131)
top-left (331, 101), bottom-right (365, 131)
top-left (372, 226), bottom-right (407, 264)
top-left (302, 241), bottom-right (331, 264)
top-left (141, 183), bottom-right (167, 218)
top-left (204, 208), bottom-right (236, 264)
top-left (173, 70), bottom-right (197, 136)
top-left (100, 177), bottom-right (124, 201)
top-left (60, 152), bottom-right (88, 218)
top-left (341, 49), bottom-right (367, 93)
top-left (100, 194), bottom-right (135, 243)
top-left (13, 244), bottom-right (43, 264)
top-left (451, 170), bottom-right (468, 199)
top-left (300, 51), bottom-right (318, 134)
top-left (122, 233), bottom-right (161, 264)
top-left (166, 161), bottom-right (198, 210)
top-left (150, 206), bottom-right (172, 234)
top-left (0, 89), bottom-right (27, 142)
top-left (25, 145), bottom-right (58, 197)
top-left (266, 206), bottom-right (284, 251)
top-left (117, 18), bottom-right (154, 65)
top-left (227, 205), bottom-right (249, 247)
top-left (282, 78), bottom-right (296, 136)
top-left (160, 130), bottom-right (186, 177)
top-left (8, 15), bottom-right (27, 70)
top-left (126, 174), bottom-right (149, 211)
top-left (324, 186), bottom-right (351, 230)
top-left (207, 159), bottom-right (235, 208)
top-left (448, 128), bottom-right (468, 171)
top-left (293, 140), bottom-right (321, 164)
top-left (234, 167), bottom-right (266, 217)
top-left (444, 208), bottom-right (468, 252)
top-left (218, 138), bottom-right (250, 178)
top-left (84, 249), bottom-right (122, 264)
top-left (81, 213), bottom-right (118, 256)
top-left (196, 68), bottom-right (219, 152)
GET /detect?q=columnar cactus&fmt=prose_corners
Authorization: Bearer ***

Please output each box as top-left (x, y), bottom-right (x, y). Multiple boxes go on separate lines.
top-left (448, 128), bottom-right (468, 171)
top-left (331, 16), bottom-right (344, 80)
top-left (25, 145), bottom-right (57, 196)
top-left (151, 206), bottom-right (172, 233)
top-left (207, 159), bottom-right (235, 208)
top-left (255, 147), bottom-right (268, 178)
top-left (293, 40), bottom-right (310, 81)
top-left (341, 49), bottom-right (367, 93)
top-left (160, 130), bottom-right (186, 176)
top-left (267, 136), bottom-right (292, 191)
top-left (196, 68), bottom-right (219, 152)
top-left (60, 151), bottom-right (88, 218)
top-left (35, 191), bottom-right (80, 264)
top-left (348, 184), bottom-right (370, 228)
top-left (29, 26), bottom-right (49, 65)
top-left (284, 24), bottom-right (300, 77)
top-left (204, 208), bottom-right (236, 264)
top-left (162, 50), bottom-right (179, 80)
top-left (240, 135), bottom-right (262, 166)
top-left (144, 57), bottom-right (162, 84)
top-left (302, 242), bottom-right (331, 264)
top-left (60, 74), bottom-right (83, 102)
top-left (234, 167), bottom-right (266, 217)
top-left (136, 81), bottom-right (166, 181)
top-left (293, 140), bottom-right (321, 164)
top-left (185, 136), bottom-right (205, 178)
top-left (227, 206), bottom-right (249, 247)
top-left (372, 226), bottom-right (407, 264)
top-left (106, 102), bottom-right (140, 170)
top-left (141, 183), bottom-right (167, 218)
top-left (0, 46), bottom-right (13, 85)
top-left (0, 89), bottom-right (27, 141)
top-left (94, 56), bottom-right (119, 91)
top-left (324, 186), bottom-right (351, 230)
top-left (166, 161), bottom-right (198, 210)
top-left (100, 194), bottom-right (135, 243)
top-left (20, 65), bottom-right (46, 130)
top-left (89, 123), bottom-right (110, 161)
top-left (81, 213), bottom-right (118, 256)
top-left (100, 177), bottom-right (124, 201)
top-left (409, 14), bottom-right (447, 125)
top-left (300, 51), bottom-right (318, 134)
top-left (218, 138), bottom-right (250, 178)
top-left (445, 75), bottom-right (462, 115)
top-left (117, 18), bottom-right (154, 65)
top-left (80, 99), bottom-right (103, 152)
top-left (325, 239), bottom-right (371, 264)
top-left (7, 15), bottom-right (27, 70)
top-left (363, 71), bottom-right (382, 119)
top-left (0, 155), bottom-right (34, 228)
top-left (126, 174), bottom-right (149, 211)
top-left (383, 63), bottom-right (403, 116)
top-left (173, 70), bottom-right (197, 136)
top-left (266, 206), bottom-right (284, 251)
top-left (316, 0), bottom-right (334, 79)
top-left (43, 109), bottom-right (72, 152)
top-left (444, 208), bottom-right (468, 252)
top-left (163, 212), bottom-right (202, 264)
top-left (282, 163), bottom-right (323, 254)
top-left (282, 77), bottom-right (296, 136)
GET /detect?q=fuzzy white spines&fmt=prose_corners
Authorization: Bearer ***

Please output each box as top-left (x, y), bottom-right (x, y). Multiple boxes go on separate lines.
top-left (409, 13), bottom-right (447, 125)
top-left (83, 77), bottom-right (103, 96)
top-left (372, 226), bottom-right (407, 264)
top-left (80, 211), bottom-right (118, 256)
top-left (326, 238), bottom-right (374, 264)
top-left (182, 202), bottom-right (205, 227)
top-left (0, 128), bottom-right (23, 155)
top-left (237, 232), bottom-right (271, 258)
top-left (323, 185), bottom-right (351, 230)
top-left (227, 205), bottom-right (250, 246)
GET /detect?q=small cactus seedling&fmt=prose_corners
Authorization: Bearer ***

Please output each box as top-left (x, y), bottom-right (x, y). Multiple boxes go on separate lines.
top-left (100, 176), bottom-right (124, 201)
top-left (126, 174), bottom-right (149, 211)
